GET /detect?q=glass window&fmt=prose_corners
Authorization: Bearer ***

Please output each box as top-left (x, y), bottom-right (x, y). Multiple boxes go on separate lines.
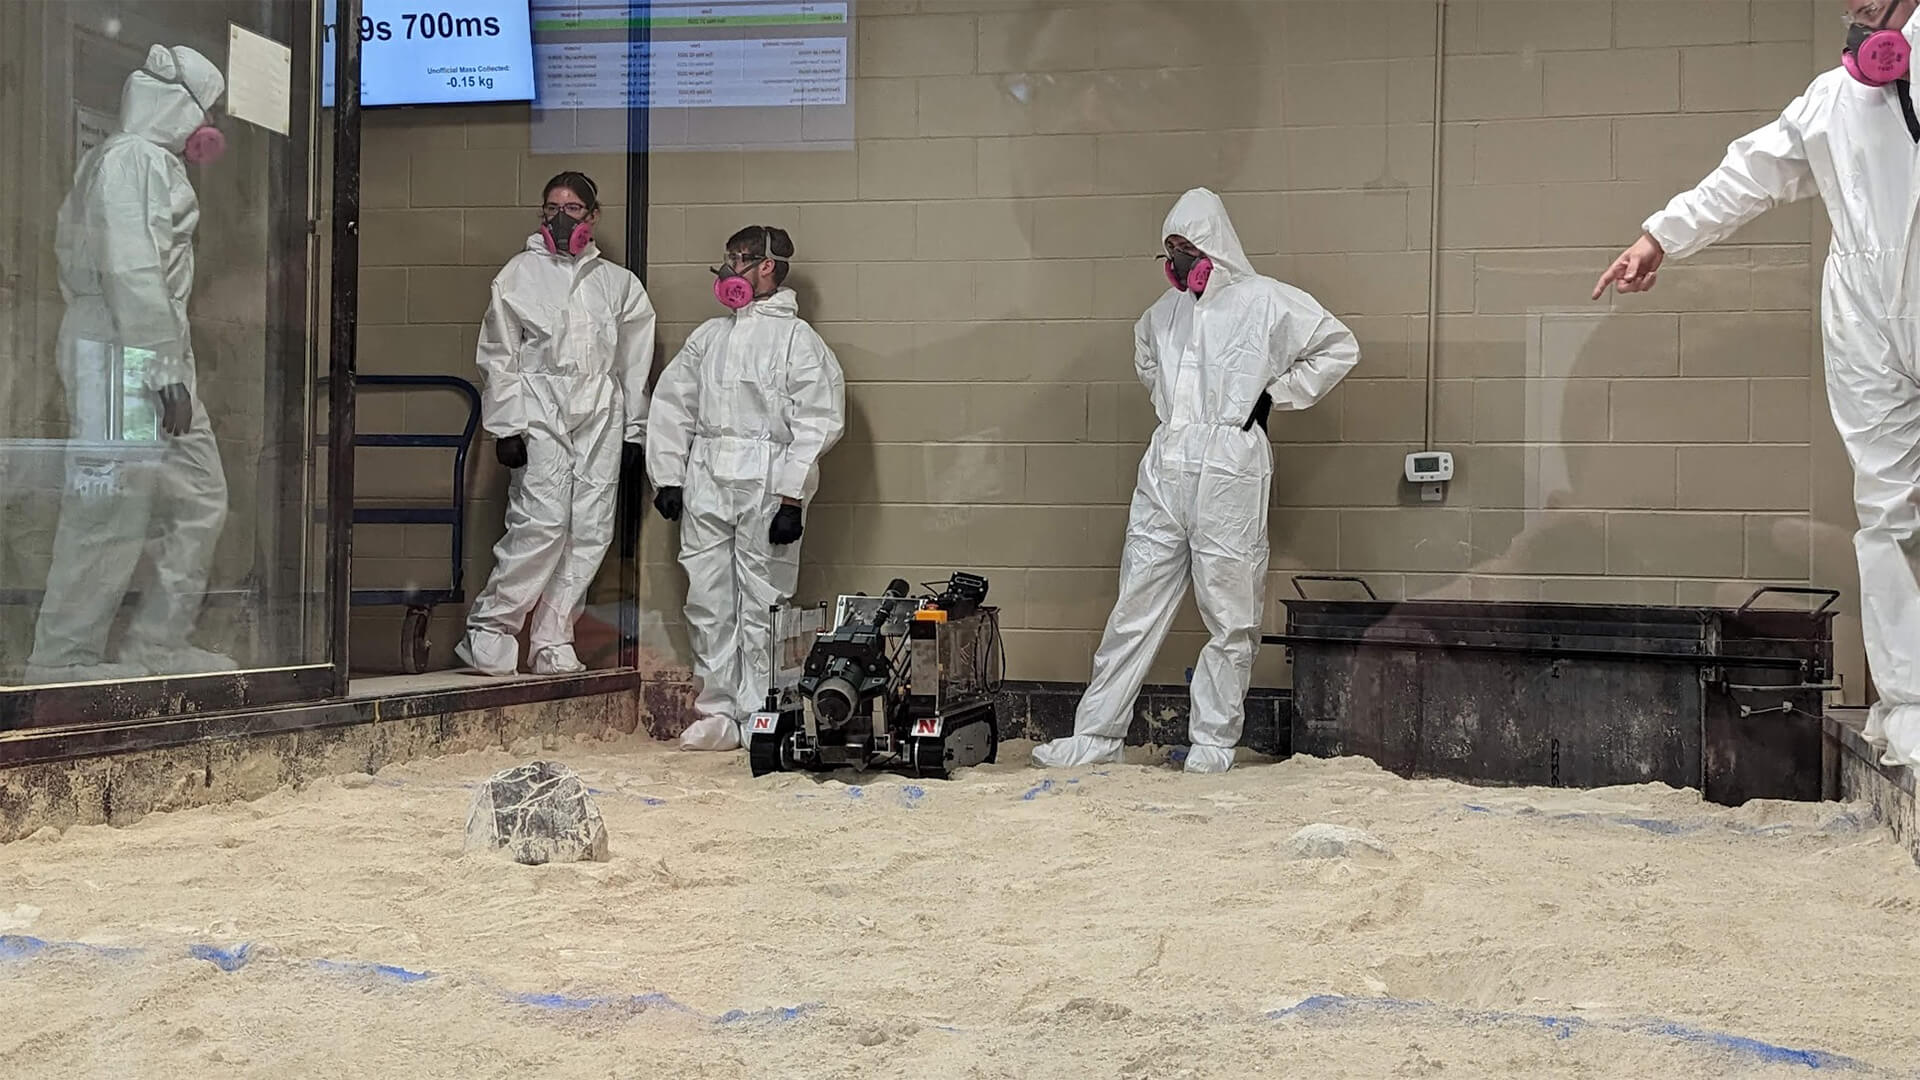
top-left (0, 0), bottom-right (324, 692)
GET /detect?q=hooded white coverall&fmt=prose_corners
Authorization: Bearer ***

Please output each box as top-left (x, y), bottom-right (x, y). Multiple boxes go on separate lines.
top-left (29, 45), bottom-right (231, 683)
top-left (458, 234), bottom-right (656, 676)
top-left (1635, 13), bottom-right (1920, 769)
top-left (1034, 188), bottom-right (1359, 773)
top-left (647, 287), bottom-right (845, 751)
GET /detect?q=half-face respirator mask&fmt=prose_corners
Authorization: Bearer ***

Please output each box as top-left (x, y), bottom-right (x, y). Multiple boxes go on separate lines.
top-left (1163, 244), bottom-right (1212, 294)
top-left (154, 48), bottom-right (225, 165)
top-left (1846, 2), bottom-right (1912, 87)
top-left (712, 228), bottom-right (781, 310)
top-left (541, 210), bottom-right (594, 257)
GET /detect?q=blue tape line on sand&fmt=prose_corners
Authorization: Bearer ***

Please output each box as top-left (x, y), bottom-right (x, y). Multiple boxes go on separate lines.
top-left (1268, 996), bottom-right (1866, 1071)
top-left (187, 943), bottom-right (253, 972)
top-left (0, 934), bottom-right (142, 962)
top-left (312, 958), bottom-right (436, 983)
top-left (1463, 803), bottom-right (1867, 840)
top-left (3, 933), bottom-right (813, 1028)
top-left (506, 990), bottom-right (689, 1013)
top-left (4, 933), bottom-right (1872, 1066)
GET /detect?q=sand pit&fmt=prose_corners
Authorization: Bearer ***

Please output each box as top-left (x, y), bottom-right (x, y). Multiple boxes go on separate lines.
top-left (3, 735), bottom-right (1918, 1078)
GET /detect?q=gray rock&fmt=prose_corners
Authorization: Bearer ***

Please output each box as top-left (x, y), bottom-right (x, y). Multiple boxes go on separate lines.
top-left (1286, 823), bottom-right (1392, 861)
top-left (465, 761), bottom-right (608, 865)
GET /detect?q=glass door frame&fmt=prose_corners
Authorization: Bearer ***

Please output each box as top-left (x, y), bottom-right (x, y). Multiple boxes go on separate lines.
top-left (0, 0), bottom-right (356, 731)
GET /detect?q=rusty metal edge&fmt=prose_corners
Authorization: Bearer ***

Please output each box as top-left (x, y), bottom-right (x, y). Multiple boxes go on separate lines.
top-left (0, 670), bottom-right (644, 770)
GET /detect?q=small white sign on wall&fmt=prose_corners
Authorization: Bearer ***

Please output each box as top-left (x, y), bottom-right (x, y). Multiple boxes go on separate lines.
top-left (226, 23), bottom-right (292, 137)
top-left (74, 105), bottom-right (114, 163)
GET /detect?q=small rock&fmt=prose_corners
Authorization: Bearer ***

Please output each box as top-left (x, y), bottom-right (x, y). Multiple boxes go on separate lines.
top-left (1286, 823), bottom-right (1393, 861)
top-left (465, 761), bottom-right (608, 866)
top-left (338, 773), bottom-right (374, 789)
top-left (855, 1025), bottom-right (888, 1047)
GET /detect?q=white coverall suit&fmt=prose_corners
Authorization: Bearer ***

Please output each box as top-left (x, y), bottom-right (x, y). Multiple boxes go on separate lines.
top-left (1639, 13), bottom-right (1920, 769)
top-left (29, 45), bottom-right (231, 682)
top-left (459, 234), bottom-right (656, 676)
top-left (1034, 188), bottom-right (1359, 773)
top-left (647, 287), bottom-right (845, 750)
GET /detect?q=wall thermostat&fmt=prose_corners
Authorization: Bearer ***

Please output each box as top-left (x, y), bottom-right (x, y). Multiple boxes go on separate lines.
top-left (1404, 450), bottom-right (1454, 483)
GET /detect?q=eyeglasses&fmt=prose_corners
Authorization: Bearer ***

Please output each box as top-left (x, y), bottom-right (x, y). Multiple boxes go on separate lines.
top-left (1845, 2), bottom-right (1894, 27)
top-left (720, 251), bottom-right (768, 268)
top-left (542, 202), bottom-right (587, 216)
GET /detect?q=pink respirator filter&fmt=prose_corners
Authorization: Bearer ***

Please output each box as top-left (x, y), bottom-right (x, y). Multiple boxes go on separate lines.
top-left (1846, 27), bottom-right (1912, 86)
top-left (713, 274), bottom-right (755, 310)
top-left (183, 125), bottom-right (225, 165)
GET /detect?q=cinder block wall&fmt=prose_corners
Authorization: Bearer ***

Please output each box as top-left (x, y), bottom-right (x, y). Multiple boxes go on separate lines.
top-left (351, 0), bottom-right (1863, 693)
top-left (346, 108), bottom-right (635, 672)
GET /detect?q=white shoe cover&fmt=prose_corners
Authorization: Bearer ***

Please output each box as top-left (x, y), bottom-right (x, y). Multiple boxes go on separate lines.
top-left (457, 629), bottom-right (519, 676)
top-left (1184, 744), bottom-right (1235, 774)
top-left (679, 714), bottom-right (743, 752)
top-left (531, 644), bottom-right (586, 675)
top-left (1030, 734), bottom-right (1124, 768)
top-left (119, 642), bottom-right (238, 676)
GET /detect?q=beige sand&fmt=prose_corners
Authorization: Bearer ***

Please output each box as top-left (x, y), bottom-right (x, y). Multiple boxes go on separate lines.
top-left (2, 735), bottom-right (1917, 1079)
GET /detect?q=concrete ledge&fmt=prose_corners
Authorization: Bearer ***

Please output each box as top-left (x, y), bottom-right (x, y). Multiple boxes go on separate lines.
top-left (0, 689), bottom-right (639, 843)
top-left (1828, 712), bottom-right (1919, 866)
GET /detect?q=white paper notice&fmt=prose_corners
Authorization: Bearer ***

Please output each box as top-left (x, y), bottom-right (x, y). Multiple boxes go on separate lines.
top-left (226, 23), bottom-right (291, 136)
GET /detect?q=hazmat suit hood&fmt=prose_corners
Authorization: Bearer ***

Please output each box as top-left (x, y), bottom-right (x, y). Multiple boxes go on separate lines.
top-left (1162, 187), bottom-right (1255, 292)
top-left (121, 44), bottom-right (225, 154)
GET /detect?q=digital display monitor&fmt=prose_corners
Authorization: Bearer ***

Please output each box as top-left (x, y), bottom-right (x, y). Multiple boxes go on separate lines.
top-left (322, 0), bottom-right (538, 108)
top-left (527, 1), bottom-right (855, 154)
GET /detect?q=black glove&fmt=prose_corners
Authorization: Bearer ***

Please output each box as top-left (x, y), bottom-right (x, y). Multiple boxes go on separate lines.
top-left (769, 502), bottom-right (804, 546)
top-left (654, 485), bottom-right (683, 522)
top-left (1243, 390), bottom-right (1273, 433)
top-left (617, 442), bottom-right (647, 552)
top-left (156, 383), bottom-right (192, 437)
top-left (495, 434), bottom-right (528, 469)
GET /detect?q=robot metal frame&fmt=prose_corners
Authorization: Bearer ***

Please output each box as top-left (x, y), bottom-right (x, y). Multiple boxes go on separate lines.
top-left (747, 573), bottom-right (1003, 780)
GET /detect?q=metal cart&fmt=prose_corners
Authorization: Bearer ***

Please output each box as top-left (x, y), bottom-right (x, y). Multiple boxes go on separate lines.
top-left (1268, 575), bottom-right (1840, 806)
top-left (346, 374), bottom-right (481, 673)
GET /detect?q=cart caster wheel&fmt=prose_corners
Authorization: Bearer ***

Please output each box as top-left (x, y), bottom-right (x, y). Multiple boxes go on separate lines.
top-left (401, 606), bottom-right (432, 674)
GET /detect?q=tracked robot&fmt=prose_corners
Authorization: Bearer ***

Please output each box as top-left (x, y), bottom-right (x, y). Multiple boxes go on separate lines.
top-left (746, 573), bottom-right (1002, 780)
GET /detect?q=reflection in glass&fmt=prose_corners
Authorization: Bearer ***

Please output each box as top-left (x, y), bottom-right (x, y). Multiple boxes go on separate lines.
top-left (28, 44), bottom-right (233, 684)
top-left (2, 2), bottom-right (320, 690)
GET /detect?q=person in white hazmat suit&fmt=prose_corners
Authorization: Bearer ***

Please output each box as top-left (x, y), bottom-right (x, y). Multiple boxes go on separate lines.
top-left (456, 172), bottom-right (657, 676)
top-left (1033, 188), bottom-right (1359, 774)
top-left (28, 45), bottom-right (233, 684)
top-left (1593, 0), bottom-right (1920, 768)
top-left (649, 226), bottom-right (846, 751)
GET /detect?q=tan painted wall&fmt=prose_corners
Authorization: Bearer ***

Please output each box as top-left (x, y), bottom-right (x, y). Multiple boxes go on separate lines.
top-left (348, 0), bottom-right (1865, 694)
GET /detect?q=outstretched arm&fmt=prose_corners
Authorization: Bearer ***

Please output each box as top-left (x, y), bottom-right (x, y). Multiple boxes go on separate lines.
top-left (1596, 102), bottom-right (1815, 298)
